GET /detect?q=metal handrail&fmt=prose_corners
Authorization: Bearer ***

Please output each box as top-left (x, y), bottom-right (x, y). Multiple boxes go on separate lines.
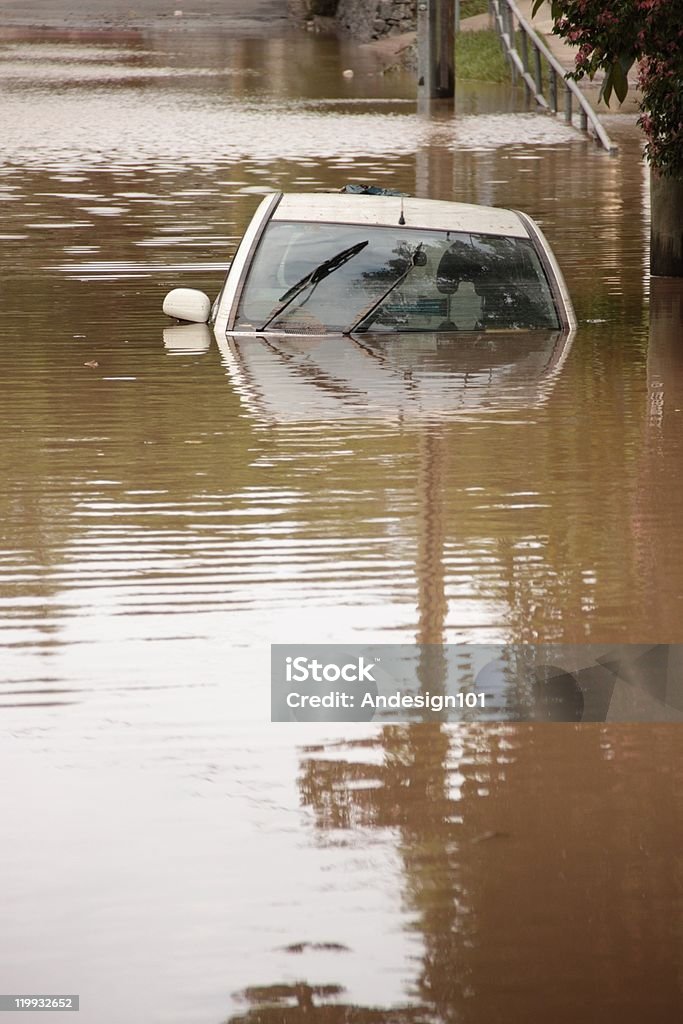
top-left (489, 0), bottom-right (617, 153)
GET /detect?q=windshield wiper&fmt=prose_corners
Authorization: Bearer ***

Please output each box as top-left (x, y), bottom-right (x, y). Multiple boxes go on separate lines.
top-left (345, 243), bottom-right (425, 335)
top-left (258, 239), bottom-right (369, 332)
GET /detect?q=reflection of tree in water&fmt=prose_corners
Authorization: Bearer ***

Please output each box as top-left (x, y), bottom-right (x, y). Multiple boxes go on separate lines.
top-left (296, 723), bottom-right (507, 1022)
top-left (227, 722), bottom-right (481, 1023)
top-left (228, 981), bottom-right (423, 1023)
top-left (228, 718), bottom-right (683, 1023)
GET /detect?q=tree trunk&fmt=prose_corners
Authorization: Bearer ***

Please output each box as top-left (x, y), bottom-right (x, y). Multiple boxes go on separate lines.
top-left (651, 170), bottom-right (683, 276)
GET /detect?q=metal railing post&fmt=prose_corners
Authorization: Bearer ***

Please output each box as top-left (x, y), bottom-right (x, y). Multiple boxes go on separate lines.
top-left (499, 2), bottom-right (509, 39)
top-left (549, 66), bottom-right (557, 112)
top-left (520, 30), bottom-right (529, 73)
top-left (506, 8), bottom-right (518, 84)
top-left (533, 43), bottom-right (543, 95)
top-left (499, 4), bottom-right (509, 73)
top-left (564, 85), bottom-right (572, 123)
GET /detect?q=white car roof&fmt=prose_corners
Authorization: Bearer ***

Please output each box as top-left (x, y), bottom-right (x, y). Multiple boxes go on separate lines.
top-left (271, 192), bottom-right (529, 239)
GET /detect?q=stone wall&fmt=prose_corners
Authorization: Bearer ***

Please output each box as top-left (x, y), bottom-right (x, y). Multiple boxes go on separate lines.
top-left (289, 0), bottom-right (417, 40)
top-left (287, 0), bottom-right (338, 19)
top-left (336, 0), bottom-right (416, 39)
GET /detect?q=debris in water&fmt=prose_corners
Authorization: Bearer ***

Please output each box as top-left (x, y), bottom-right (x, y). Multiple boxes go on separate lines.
top-left (282, 941), bottom-right (350, 954)
top-left (470, 830), bottom-right (511, 844)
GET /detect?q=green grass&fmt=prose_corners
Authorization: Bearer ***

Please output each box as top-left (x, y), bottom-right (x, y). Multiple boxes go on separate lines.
top-left (455, 28), bottom-right (510, 83)
top-left (460, 0), bottom-right (490, 18)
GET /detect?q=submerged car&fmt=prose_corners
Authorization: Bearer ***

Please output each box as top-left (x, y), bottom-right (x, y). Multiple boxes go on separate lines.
top-left (162, 191), bottom-right (576, 336)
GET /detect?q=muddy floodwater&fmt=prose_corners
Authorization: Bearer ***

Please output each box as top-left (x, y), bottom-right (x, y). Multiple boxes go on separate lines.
top-left (2, 19), bottom-right (683, 1024)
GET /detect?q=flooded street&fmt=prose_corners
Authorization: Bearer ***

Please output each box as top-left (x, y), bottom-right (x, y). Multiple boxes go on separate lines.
top-left (2, 18), bottom-right (683, 1023)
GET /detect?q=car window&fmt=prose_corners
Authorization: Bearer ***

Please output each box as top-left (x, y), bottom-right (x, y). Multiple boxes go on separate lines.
top-left (234, 222), bottom-right (560, 333)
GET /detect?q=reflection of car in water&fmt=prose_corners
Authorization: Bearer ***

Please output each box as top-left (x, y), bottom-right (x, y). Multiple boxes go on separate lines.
top-left (210, 328), bottom-right (574, 423)
top-left (162, 191), bottom-right (576, 336)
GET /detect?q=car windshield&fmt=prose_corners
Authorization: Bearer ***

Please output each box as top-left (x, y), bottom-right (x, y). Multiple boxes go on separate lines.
top-left (234, 221), bottom-right (560, 333)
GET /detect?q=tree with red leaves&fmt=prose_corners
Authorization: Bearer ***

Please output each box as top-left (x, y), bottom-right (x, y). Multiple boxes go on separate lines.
top-left (534, 0), bottom-right (683, 274)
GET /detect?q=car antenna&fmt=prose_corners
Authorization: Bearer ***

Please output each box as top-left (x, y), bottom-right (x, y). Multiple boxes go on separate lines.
top-left (398, 197), bottom-right (406, 225)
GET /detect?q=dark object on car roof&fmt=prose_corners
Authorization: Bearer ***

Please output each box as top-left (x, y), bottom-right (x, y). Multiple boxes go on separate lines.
top-left (338, 184), bottom-right (408, 197)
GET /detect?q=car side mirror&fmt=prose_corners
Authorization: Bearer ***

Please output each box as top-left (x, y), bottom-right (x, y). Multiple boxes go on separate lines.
top-left (163, 288), bottom-right (211, 323)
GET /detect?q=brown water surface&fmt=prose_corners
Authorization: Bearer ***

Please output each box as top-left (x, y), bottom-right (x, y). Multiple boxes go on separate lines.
top-left (1, 23), bottom-right (683, 1024)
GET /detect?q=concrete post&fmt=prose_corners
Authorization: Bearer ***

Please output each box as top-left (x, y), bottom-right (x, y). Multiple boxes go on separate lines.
top-left (417, 0), bottom-right (455, 100)
top-left (651, 170), bottom-right (683, 277)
